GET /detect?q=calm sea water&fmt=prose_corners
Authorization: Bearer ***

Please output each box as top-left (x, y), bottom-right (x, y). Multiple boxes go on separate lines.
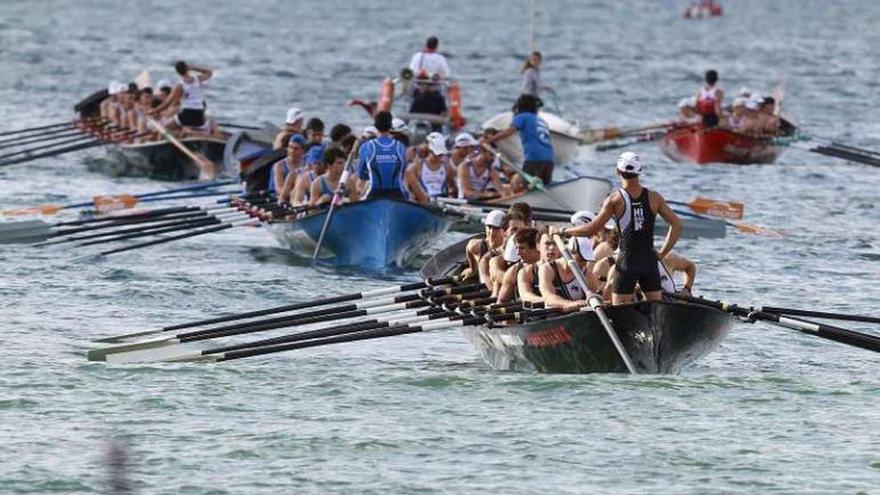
top-left (1, 0), bottom-right (879, 493)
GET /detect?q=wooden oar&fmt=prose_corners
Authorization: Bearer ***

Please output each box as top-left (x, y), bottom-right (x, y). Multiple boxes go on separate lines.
top-left (312, 138), bottom-right (360, 260)
top-left (580, 121), bottom-right (677, 144)
top-left (756, 306), bottom-right (880, 325)
top-left (89, 285), bottom-right (488, 361)
top-left (2, 180), bottom-right (236, 217)
top-left (0, 121), bottom-right (73, 138)
top-left (93, 275), bottom-right (464, 343)
top-left (146, 117), bottom-right (216, 180)
top-left (552, 234), bottom-right (637, 374)
top-left (672, 293), bottom-right (880, 353)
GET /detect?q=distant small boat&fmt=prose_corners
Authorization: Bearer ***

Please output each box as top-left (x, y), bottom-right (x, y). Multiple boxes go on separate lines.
top-left (683, 1), bottom-right (723, 19)
top-left (660, 125), bottom-right (785, 165)
top-left (269, 198), bottom-right (453, 270)
top-left (480, 110), bottom-right (582, 166)
top-left (463, 300), bottom-right (733, 374)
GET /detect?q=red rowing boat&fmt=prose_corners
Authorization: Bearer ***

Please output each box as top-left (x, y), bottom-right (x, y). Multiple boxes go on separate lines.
top-left (659, 125), bottom-right (784, 165)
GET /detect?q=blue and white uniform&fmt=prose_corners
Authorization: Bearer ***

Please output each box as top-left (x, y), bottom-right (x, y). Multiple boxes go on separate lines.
top-left (357, 136), bottom-right (409, 199)
top-left (268, 157), bottom-right (293, 195)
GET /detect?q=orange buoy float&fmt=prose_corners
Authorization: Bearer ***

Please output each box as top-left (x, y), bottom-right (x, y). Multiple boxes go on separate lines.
top-left (377, 77), bottom-right (394, 113)
top-left (447, 81), bottom-right (466, 131)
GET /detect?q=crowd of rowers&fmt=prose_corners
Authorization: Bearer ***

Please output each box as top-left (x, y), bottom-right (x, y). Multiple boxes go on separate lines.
top-left (457, 152), bottom-right (695, 309)
top-left (677, 70), bottom-right (782, 136)
top-left (98, 61), bottom-right (224, 141)
top-left (264, 93), bottom-right (553, 209)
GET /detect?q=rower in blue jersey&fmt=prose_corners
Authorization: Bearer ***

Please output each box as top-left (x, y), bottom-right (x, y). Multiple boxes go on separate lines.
top-left (270, 134), bottom-right (307, 201)
top-left (357, 111), bottom-right (426, 202)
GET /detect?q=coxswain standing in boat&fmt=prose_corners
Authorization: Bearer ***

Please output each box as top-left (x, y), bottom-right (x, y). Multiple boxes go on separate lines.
top-left (149, 61), bottom-right (216, 137)
top-left (310, 147), bottom-right (355, 206)
top-left (462, 210), bottom-right (507, 281)
top-left (597, 252), bottom-right (696, 300)
top-left (272, 134), bottom-right (307, 202)
top-left (695, 70), bottom-right (724, 128)
top-left (483, 94), bottom-right (555, 184)
top-left (556, 151), bottom-right (682, 305)
top-left (357, 111), bottom-right (428, 204)
top-left (406, 132), bottom-right (457, 200)
top-left (273, 107), bottom-right (305, 150)
top-left (408, 36), bottom-right (450, 80)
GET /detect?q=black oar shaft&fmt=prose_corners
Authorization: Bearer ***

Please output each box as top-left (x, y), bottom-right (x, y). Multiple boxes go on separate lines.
top-left (47, 210), bottom-right (216, 241)
top-left (153, 277), bottom-right (459, 333)
top-left (0, 128), bottom-right (84, 148)
top-left (54, 206), bottom-right (200, 227)
top-left (0, 121), bottom-right (72, 137)
top-left (80, 216), bottom-right (223, 247)
top-left (759, 306), bottom-right (880, 325)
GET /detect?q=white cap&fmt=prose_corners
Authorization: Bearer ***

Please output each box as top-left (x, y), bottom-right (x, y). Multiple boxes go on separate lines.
top-left (568, 236), bottom-right (595, 261)
top-left (483, 210), bottom-right (506, 228)
top-left (745, 94), bottom-right (763, 110)
top-left (157, 79), bottom-right (173, 90)
top-left (285, 107), bottom-right (304, 125)
top-left (362, 126), bottom-right (378, 138)
top-left (616, 151), bottom-right (643, 175)
top-left (732, 96), bottom-right (747, 108)
top-left (738, 87), bottom-right (751, 98)
top-left (570, 210), bottom-right (596, 226)
top-left (391, 118), bottom-right (408, 133)
top-left (426, 132), bottom-right (448, 155)
top-left (454, 132), bottom-right (479, 148)
top-left (678, 96), bottom-right (696, 109)
top-left (108, 81), bottom-right (124, 95)
top-left (503, 236), bottom-right (520, 263)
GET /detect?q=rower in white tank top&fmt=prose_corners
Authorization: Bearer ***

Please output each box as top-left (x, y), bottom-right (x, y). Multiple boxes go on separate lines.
top-left (457, 158), bottom-right (491, 199)
top-left (180, 77), bottom-right (206, 110)
top-left (418, 158), bottom-right (449, 197)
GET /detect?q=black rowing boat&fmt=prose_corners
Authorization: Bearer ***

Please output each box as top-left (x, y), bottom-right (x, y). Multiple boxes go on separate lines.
top-left (462, 300), bottom-right (733, 374)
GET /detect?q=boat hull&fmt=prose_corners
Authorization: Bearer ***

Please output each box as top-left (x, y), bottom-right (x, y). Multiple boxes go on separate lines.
top-left (660, 125), bottom-right (782, 165)
top-left (269, 198), bottom-right (453, 270)
top-left (481, 111), bottom-right (581, 166)
top-left (97, 138), bottom-right (227, 180)
top-left (462, 301), bottom-right (733, 374)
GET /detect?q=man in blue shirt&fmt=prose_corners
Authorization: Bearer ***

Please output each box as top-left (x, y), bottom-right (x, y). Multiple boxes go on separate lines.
top-left (483, 94), bottom-right (555, 183)
top-left (357, 111), bottom-right (424, 201)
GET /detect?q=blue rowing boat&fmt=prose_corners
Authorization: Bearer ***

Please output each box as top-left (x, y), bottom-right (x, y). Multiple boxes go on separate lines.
top-left (269, 198), bottom-right (453, 270)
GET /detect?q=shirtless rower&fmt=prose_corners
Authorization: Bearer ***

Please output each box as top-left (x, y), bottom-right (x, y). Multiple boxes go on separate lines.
top-left (695, 70), bottom-right (724, 128)
top-left (457, 143), bottom-right (505, 200)
top-left (149, 61), bottom-right (214, 135)
top-left (271, 134), bottom-right (307, 202)
top-left (462, 210), bottom-right (507, 281)
top-left (557, 151), bottom-right (682, 305)
top-left (406, 132), bottom-right (457, 200)
top-left (310, 147), bottom-right (355, 206)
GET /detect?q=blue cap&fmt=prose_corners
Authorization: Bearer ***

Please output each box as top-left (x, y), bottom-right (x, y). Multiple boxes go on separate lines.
top-left (305, 145), bottom-right (325, 165)
top-left (287, 134), bottom-right (307, 147)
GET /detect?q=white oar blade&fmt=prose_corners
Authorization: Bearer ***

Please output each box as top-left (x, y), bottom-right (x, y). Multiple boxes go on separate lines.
top-left (104, 343), bottom-right (203, 364)
top-left (86, 336), bottom-right (179, 362)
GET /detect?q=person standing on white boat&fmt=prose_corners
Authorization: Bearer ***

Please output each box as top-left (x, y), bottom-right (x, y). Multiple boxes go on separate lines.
top-left (520, 51), bottom-right (552, 101)
top-left (149, 61), bottom-right (214, 133)
top-left (482, 94), bottom-right (555, 184)
top-left (408, 36), bottom-right (450, 80)
top-left (556, 151), bottom-right (682, 305)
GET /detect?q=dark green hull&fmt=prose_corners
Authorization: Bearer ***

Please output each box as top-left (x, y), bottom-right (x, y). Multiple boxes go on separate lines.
top-left (462, 301), bottom-right (733, 374)
top-left (94, 138), bottom-right (227, 181)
